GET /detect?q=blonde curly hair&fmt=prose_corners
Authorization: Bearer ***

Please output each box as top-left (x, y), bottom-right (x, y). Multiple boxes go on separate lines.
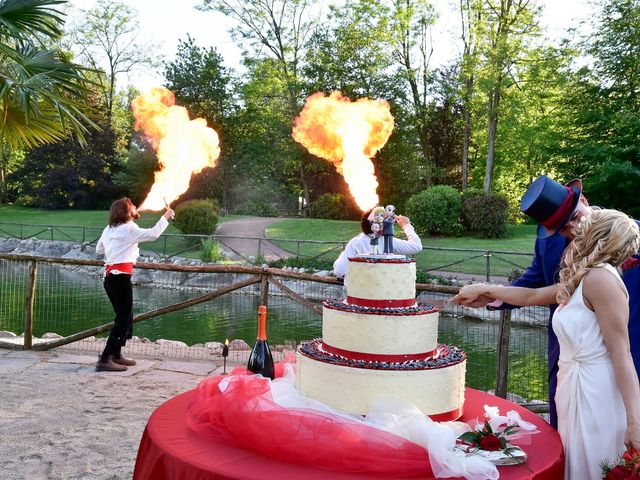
top-left (557, 209), bottom-right (640, 304)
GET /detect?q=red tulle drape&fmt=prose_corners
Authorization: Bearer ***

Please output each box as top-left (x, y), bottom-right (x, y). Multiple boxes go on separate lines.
top-left (187, 355), bottom-right (433, 477)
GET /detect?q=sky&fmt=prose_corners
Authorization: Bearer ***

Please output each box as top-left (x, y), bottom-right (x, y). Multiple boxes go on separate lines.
top-left (69, 0), bottom-right (594, 93)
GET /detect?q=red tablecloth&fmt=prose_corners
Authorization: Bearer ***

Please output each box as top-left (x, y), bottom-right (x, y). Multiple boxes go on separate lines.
top-left (133, 388), bottom-right (564, 480)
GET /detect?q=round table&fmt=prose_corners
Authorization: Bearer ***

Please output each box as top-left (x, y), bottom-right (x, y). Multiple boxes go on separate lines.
top-left (133, 388), bottom-right (564, 480)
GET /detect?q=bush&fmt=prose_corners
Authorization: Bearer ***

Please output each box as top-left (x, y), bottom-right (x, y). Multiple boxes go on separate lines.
top-left (174, 199), bottom-right (220, 235)
top-left (415, 270), bottom-right (455, 286)
top-left (234, 200), bottom-right (278, 217)
top-left (461, 189), bottom-right (508, 238)
top-left (268, 257), bottom-right (335, 272)
top-left (406, 185), bottom-right (463, 236)
top-left (200, 238), bottom-right (227, 263)
top-left (309, 193), bottom-right (348, 220)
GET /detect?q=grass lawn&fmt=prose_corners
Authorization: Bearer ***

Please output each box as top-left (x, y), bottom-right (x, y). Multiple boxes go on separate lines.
top-left (0, 205), bottom-right (241, 259)
top-left (0, 205), bottom-right (539, 276)
top-left (266, 218), bottom-right (538, 277)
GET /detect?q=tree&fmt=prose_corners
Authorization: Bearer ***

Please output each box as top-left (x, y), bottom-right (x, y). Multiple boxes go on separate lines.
top-left (70, 0), bottom-right (157, 122)
top-left (562, 0), bottom-right (640, 216)
top-left (163, 35), bottom-right (234, 208)
top-left (198, 0), bottom-right (317, 212)
top-left (163, 35), bottom-right (232, 128)
top-left (459, 0), bottom-right (483, 190)
top-left (389, 0), bottom-right (439, 186)
top-left (10, 91), bottom-right (123, 209)
top-left (0, 0), bottom-right (96, 203)
top-left (477, 0), bottom-right (540, 192)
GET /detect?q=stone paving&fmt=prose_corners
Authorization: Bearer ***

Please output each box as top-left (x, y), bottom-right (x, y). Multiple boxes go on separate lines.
top-left (0, 348), bottom-right (239, 480)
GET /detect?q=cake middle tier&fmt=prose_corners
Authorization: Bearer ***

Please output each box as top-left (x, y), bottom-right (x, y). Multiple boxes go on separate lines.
top-left (322, 300), bottom-right (439, 358)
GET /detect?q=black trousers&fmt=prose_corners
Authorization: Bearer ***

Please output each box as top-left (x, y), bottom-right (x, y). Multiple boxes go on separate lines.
top-left (101, 274), bottom-right (133, 360)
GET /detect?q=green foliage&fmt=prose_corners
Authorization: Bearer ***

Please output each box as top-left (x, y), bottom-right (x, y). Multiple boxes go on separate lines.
top-left (112, 135), bottom-right (157, 206)
top-left (268, 257), bottom-right (335, 272)
top-left (584, 161), bottom-right (640, 219)
top-left (309, 193), bottom-right (349, 220)
top-left (406, 186), bottom-right (463, 236)
top-left (174, 199), bottom-right (220, 235)
top-left (234, 200), bottom-right (278, 217)
top-left (559, 0), bottom-right (640, 215)
top-left (415, 270), bottom-right (455, 286)
top-left (200, 238), bottom-right (227, 263)
top-left (163, 35), bottom-right (231, 126)
top-left (461, 189), bottom-right (509, 238)
top-left (72, 0), bottom-right (158, 119)
top-left (10, 112), bottom-right (123, 209)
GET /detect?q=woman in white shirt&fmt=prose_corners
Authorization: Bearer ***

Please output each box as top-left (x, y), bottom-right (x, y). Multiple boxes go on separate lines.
top-left (95, 198), bottom-right (174, 372)
top-left (333, 208), bottom-right (423, 281)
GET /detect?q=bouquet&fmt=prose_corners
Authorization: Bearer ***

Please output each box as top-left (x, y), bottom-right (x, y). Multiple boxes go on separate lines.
top-left (601, 448), bottom-right (640, 480)
top-left (456, 405), bottom-right (538, 464)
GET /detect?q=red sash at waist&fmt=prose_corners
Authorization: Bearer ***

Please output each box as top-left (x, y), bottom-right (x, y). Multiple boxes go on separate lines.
top-left (105, 262), bottom-right (134, 275)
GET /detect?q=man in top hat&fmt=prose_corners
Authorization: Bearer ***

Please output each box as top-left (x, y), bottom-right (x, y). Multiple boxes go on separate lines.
top-left (472, 175), bottom-right (640, 429)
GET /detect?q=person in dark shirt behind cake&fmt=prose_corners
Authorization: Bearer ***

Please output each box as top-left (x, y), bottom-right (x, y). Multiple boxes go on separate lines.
top-left (333, 208), bottom-right (423, 281)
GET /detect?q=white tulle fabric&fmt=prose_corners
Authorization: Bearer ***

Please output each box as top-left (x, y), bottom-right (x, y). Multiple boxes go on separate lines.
top-left (553, 263), bottom-right (628, 480)
top-left (219, 364), bottom-right (500, 480)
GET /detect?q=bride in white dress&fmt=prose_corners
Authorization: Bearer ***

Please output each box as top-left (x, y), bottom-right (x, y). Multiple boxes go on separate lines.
top-left (451, 209), bottom-right (640, 480)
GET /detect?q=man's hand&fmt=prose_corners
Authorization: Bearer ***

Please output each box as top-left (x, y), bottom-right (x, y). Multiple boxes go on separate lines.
top-left (449, 284), bottom-right (494, 307)
top-left (163, 207), bottom-right (175, 220)
top-left (396, 215), bottom-right (410, 228)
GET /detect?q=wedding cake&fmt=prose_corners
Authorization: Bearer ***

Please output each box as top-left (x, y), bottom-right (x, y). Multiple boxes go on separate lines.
top-left (296, 255), bottom-right (467, 420)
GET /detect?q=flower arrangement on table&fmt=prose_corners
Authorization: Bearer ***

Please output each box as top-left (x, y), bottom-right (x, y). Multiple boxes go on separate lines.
top-left (601, 447), bottom-right (640, 479)
top-left (456, 405), bottom-right (538, 465)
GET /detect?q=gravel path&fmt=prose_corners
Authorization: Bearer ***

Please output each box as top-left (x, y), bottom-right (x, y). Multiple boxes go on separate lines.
top-left (215, 216), bottom-right (293, 261)
top-left (215, 216), bottom-right (512, 282)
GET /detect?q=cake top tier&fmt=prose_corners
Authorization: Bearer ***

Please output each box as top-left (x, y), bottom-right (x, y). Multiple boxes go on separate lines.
top-left (348, 255), bottom-right (415, 264)
top-left (346, 254), bottom-right (417, 305)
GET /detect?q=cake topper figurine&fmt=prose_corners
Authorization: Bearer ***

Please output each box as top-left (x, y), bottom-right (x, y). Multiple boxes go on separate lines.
top-left (383, 205), bottom-right (396, 254)
top-left (369, 222), bottom-right (382, 254)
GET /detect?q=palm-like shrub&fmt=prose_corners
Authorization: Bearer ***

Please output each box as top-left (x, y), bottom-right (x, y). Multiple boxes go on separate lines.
top-left (0, 0), bottom-right (95, 201)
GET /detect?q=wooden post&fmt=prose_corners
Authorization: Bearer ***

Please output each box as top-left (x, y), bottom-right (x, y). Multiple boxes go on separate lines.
top-left (23, 261), bottom-right (37, 350)
top-left (485, 251), bottom-right (492, 282)
top-left (495, 309), bottom-right (511, 398)
top-left (260, 271), bottom-right (269, 307)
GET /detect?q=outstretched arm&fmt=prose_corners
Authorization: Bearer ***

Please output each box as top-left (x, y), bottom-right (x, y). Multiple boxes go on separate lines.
top-left (450, 283), bottom-right (558, 307)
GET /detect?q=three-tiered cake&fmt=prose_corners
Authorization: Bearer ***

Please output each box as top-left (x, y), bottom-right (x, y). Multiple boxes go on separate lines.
top-left (296, 255), bottom-right (467, 420)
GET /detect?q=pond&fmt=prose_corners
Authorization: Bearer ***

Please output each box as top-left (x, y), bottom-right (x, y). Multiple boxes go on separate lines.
top-left (0, 260), bottom-right (548, 403)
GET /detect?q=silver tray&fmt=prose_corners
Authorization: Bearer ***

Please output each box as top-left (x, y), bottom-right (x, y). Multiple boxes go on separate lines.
top-left (454, 444), bottom-right (527, 466)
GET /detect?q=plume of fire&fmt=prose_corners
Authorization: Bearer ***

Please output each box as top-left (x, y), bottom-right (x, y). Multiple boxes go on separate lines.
top-left (132, 87), bottom-right (221, 211)
top-left (292, 91), bottom-right (394, 211)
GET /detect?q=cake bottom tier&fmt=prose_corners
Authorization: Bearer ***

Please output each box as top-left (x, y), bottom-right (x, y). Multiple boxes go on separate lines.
top-left (296, 339), bottom-right (466, 420)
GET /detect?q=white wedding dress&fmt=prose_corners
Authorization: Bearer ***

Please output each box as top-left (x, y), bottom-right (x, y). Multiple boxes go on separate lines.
top-left (553, 263), bottom-right (627, 480)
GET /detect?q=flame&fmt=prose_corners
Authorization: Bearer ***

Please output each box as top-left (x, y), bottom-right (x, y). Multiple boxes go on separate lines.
top-left (224, 338), bottom-right (229, 346)
top-left (131, 87), bottom-right (221, 211)
top-left (292, 91), bottom-right (394, 211)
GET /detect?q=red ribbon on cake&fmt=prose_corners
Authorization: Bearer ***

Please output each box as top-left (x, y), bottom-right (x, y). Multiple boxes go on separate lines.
top-left (346, 296), bottom-right (416, 308)
top-left (321, 342), bottom-right (436, 362)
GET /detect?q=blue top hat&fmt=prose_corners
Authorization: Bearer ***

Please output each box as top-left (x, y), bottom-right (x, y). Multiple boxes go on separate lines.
top-left (520, 175), bottom-right (583, 239)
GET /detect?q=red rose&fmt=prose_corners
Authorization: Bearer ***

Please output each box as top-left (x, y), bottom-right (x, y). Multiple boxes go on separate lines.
top-left (623, 448), bottom-right (640, 464)
top-left (479, 434), bottom-right (502, 451)
top-left (604, 465), bottom-right (630, 480)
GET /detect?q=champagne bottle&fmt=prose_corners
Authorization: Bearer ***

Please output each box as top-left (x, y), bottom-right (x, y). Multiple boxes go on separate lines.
top-left (247, 305), bottom-right (275, 379)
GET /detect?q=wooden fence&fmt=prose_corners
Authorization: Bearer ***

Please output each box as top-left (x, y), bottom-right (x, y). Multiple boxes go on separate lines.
top-left (0, 252), bottom-right (524, 408)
